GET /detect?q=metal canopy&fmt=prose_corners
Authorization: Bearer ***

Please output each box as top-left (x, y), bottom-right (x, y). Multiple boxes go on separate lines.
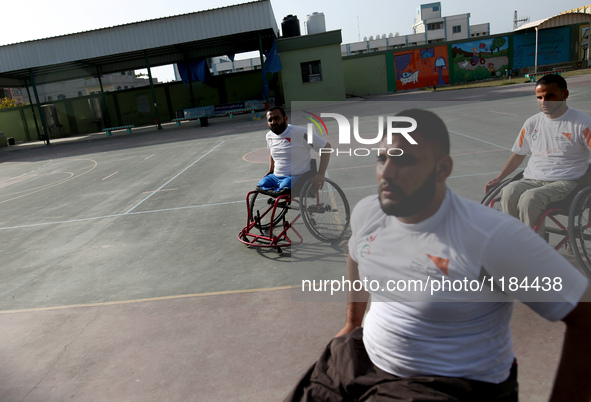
top-left (0, 0), bottom-right (279, 86)
top-left (514, 12), bottom-right (591, 31)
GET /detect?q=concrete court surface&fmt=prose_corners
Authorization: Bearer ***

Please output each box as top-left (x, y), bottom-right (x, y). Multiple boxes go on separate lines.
top-left (1, 75), bottom-right (591, 401)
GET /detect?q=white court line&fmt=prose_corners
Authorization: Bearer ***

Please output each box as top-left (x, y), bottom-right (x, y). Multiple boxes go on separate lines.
top-left (334, 171), bottom-right (507, 192)
top-left (0, 200), bottom-right (245, 231)
top-left (490, 110), bottom-right (519, 117)
top-left (124, 140), bottom-right (226, 214)
top-left (448, 130), bottom-right (510, 150)
top-left (0, 169), bottom-right (512, 231)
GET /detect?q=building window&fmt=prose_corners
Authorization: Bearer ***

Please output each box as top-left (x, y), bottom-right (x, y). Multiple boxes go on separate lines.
top-left (433, 6), bottom-right (439, 11)
top-left (452, 25), bottom-right (461, 33)
top-left (427, 22), bottom-right (443, 30)
top-left (57, 94), bottom-right (66, 100)
top-left (301, 60), bottom-right (323, 83)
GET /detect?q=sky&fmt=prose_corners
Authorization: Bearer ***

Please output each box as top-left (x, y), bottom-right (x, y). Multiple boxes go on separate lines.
top-left (2, 0), bottom-right (588, 82)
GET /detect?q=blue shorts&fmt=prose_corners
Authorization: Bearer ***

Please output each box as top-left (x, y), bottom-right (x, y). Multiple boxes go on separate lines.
top-left (257, 174), bottom-right (302, 191)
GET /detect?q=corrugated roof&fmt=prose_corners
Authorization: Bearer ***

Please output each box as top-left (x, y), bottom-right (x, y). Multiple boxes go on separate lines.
top-left (0, 0), bottom-right (278, 86)
top-left (514, 12), bottom-right (591, 31)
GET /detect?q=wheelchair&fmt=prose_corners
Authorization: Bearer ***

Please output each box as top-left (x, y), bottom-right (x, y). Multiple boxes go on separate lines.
top-left (238, 161), bottom-right (351, 254)
top-left (481, 169), bottom-right (591, 277)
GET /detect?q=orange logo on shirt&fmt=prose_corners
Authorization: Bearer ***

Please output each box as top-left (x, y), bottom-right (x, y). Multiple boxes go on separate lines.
top-left (518, 128), bottom-right (526, 147)
top-left (584, 127), bottom-right (591, 148)
top-left (426, 254), bottom-right (449, 275)
top-left (561, 132), bottom-right (572, 141)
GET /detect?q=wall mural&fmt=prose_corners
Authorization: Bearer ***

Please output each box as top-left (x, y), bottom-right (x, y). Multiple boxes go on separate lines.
top-left (451, 37), bottom-right (509, 83)
top-left (513, 26), bottom-right (570, 69)
top-left (394, 45), bottom-right (449, 90)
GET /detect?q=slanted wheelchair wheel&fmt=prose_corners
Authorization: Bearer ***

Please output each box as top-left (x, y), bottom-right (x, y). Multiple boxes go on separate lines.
top-left (568, 186), bottom-right (591, 277)
top-left (249, 191), bottom-right (289, 231)
top-left (299, 178), bottom-right (350, 242)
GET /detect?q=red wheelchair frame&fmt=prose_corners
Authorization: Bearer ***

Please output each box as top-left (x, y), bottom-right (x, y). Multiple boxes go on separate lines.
top-left (482, 169), bottom-right (591, 277)
top-left (238, 176), bottom-right (351, 254)
top-left (238, 190), bottom-right (303, 253)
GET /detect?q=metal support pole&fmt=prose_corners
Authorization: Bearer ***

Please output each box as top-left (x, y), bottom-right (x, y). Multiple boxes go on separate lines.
top-left (145, 52), bottom-right (162, 130)
top-left (25, 82), bottom-right (39, 141)
top-left (97, 67), bottom-right (110, 128)
top-left (28, 70), bottom-right (49, 145)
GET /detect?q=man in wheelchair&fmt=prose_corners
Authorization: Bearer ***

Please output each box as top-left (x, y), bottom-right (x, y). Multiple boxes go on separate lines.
top-left (485, 74), bottom-right (591, 233)
top-left (257, 106), bottom-right (331, 196)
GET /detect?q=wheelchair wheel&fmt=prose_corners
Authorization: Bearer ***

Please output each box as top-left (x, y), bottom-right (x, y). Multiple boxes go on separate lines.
top-left (299, 178), bottom-right (350, 242)
top-left (249, 191), bottom-right (289, 231)
top-left (481, 177), bottom-right (512, 207)
top-left (568, 187), bottom-right (591, 277)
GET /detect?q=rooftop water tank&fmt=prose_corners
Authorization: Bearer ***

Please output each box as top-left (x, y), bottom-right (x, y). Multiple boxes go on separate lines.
top-left (306, 12), bottom-right (326, 35)
top-left (282, 15), bottom-right (301, 37)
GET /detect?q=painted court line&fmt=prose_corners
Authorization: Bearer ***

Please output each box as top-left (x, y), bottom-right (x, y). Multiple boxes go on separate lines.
top-left (125, 140), bottom-right (226, 214)
top-left (490, 110), bottom-right (519, 117)
top-left (142, 188), bottom-right (177, 194)
top-left (0, 286), bottom-right (293, 314)
top-left (102, 172), bottom-right (118, 181)
top-left (0, 200), bottom-right (245, 231)
top-left (448, 130), bottom-right (510, 150)
top-left (233, 149), bottom-right (506, 184)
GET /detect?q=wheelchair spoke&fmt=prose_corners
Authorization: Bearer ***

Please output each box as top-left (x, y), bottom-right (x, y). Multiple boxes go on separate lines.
top-left (300, 178), bottom-right (350, 242)
top-left (568, 187), bottom-right (591, 278)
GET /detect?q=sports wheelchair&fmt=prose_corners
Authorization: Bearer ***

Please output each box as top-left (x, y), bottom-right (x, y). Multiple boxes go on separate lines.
top-left (481, 169), bottom-right (591, 277)
top-left (238, 161), bottom-right (351, 254)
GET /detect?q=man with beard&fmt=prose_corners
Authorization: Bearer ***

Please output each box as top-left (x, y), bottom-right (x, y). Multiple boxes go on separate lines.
top-left (257, 106), bottom-right (331, 194)
top-left (284, 109), bottom-right (591, 401)
top-left (484, 74), bottom-right (591, 232)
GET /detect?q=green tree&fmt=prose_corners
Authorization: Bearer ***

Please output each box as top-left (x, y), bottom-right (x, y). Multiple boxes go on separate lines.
top-left (490, 37), bottom-right (507, 54)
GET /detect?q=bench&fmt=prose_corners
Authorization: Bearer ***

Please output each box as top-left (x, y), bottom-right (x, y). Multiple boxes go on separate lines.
top-left (223, 108), bottom-right (255, 119)
top-left (103, 125), bottom-right (134, 136)
top-left (172, 116), bottom-right (201, 126)
top-left (172, 116), bottom-right (209, 127)
top-left (525, 69), bottom-right (565, 82)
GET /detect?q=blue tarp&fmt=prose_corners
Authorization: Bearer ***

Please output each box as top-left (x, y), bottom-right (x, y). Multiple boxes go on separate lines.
top-left (178, 60), bottom-right (215, 86)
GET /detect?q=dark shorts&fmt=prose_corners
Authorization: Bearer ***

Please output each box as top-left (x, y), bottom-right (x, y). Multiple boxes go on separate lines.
top-left (284, 327), bottom-right (518, 402)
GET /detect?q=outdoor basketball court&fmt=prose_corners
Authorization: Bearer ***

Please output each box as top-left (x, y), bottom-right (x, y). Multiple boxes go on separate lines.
top-left (1, 75), bottom-right (591, 401)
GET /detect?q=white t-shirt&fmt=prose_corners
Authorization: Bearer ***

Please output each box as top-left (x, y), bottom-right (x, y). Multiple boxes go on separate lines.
top-left (266, 124), bottom-right (328, 177)
top-left (348, 190), bottom-right (587, 383)
top-left (512, 108), bottom-right (591, 181)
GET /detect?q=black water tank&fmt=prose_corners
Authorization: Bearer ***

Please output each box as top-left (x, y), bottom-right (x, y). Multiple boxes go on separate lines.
top-left (282, 15), bottom-right (301, 38)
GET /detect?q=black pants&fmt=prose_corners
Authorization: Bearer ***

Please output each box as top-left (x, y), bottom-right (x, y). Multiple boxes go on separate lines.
top-left (284, 327), bottom-right (518, 402)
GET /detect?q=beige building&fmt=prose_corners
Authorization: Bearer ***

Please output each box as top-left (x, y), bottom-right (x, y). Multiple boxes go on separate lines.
top-left (342, 2), bottom-right (489, 56)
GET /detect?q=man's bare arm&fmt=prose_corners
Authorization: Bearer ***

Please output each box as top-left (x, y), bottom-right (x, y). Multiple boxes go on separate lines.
top-left (484, 153), bottom-right (526, 193)
top-left (335, 255), bottom-right (369, 338)
top-left (549, 285), bottom-right (591, 401)
top-left (266, 154), bottom-right (275, 176)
